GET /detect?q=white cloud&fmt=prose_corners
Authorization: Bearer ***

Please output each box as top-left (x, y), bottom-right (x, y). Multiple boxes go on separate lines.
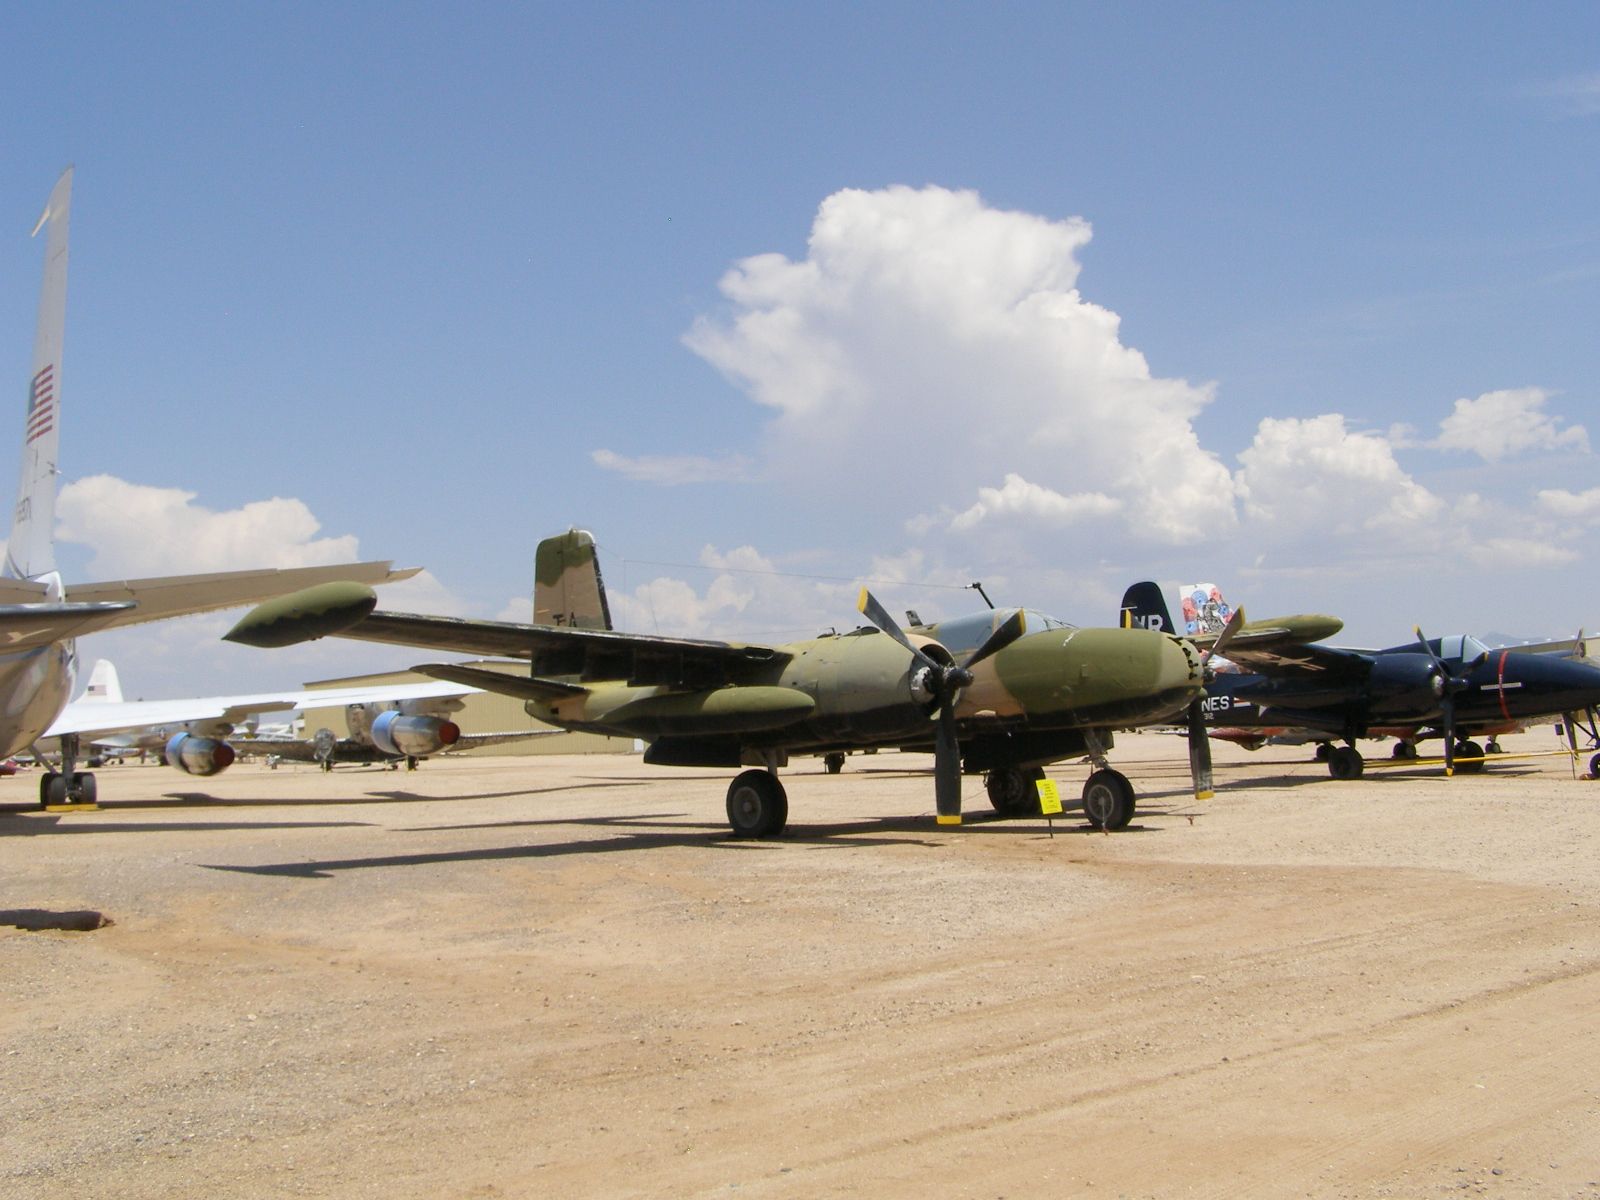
top-left (683, 184), bottom-right (1236, 544)
top-left (1432, 387), bottom-right (1589, 461)
top-left (1538, 486), bottom-right (1600, 522)
top-left (947, 473), bottom-right (1121, 531)
top-left (1236, 415), bottom-right (1445, 538)
top-left (1462, 537), bottom-right (1578, 569)
top-left (591, 449), bottom-right (754, 485)
top-left (56, 475), bottom-right (361, 578)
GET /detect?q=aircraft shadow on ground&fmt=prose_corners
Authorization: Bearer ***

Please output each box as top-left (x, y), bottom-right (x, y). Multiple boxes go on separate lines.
top-left (0, 778), bottom-right (636, 816)
top-left (200, 803), bottom-right (1193, 878)
top-left (0, 818), bottom-right (370, 837)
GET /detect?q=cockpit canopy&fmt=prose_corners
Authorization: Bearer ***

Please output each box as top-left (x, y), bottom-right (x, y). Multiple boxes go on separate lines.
top-left (911, 607), bottom-right (1075, 655)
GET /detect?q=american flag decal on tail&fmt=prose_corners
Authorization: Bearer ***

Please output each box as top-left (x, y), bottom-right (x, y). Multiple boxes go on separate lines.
top-left (26, 364), bottom-right (54, 444)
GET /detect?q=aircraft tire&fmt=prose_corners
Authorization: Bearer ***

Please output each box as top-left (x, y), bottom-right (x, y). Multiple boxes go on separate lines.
top-left (726, 770), bottom-right (788, 838)
top-left (1455, 741), bottom-right (1486, 774)
top-left (38, 771), bottom-right (59, 808)
top-left (1589, 752), bottom-right (1600, 780)
top-left (1327, 746), bottom-right (1364, 781)
top-left (73, 773), bottom-right (97, 806)
top-left (1081, 769), bottom-right (1134, 830)
top-left (1391, 741), bottom-right (1417, 760)
top-left (985, 766), bottom-right (1043, 816)
top-left (823, 753), bottom-right (846, 775)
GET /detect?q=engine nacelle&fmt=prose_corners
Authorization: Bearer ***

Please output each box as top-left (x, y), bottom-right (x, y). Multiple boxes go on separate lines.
top-left (163, 732), bottom-right (237, 776)
top-left (369, 710), bottom-right (460, 758)
top-left (1365, 654), bottom-right (1447, 715)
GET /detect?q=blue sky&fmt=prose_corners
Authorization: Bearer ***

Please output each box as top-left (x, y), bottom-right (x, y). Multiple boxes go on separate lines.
top-left (2, 4), bottom-right (1597, 695)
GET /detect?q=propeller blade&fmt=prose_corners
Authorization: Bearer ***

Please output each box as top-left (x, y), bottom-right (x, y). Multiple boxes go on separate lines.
top-left (963, 608), bottom-right (1027, 669)
top-left (934, 704), bottom-right (962, 825)
top-left (1564, 710), bottom-right (1580, 778)
top-left (1186, 698), bottom-right (1214, 799)
top-left (1202, 605), bottom-right (1247, 665)
top-left (1440, 696), bottom-right (1456, 777)
top-left (858, 587), bottom-right (936, 669)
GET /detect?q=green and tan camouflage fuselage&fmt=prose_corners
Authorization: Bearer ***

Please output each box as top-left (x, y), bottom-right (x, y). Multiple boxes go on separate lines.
top-left (526, 623), bottom-right (1202, 769)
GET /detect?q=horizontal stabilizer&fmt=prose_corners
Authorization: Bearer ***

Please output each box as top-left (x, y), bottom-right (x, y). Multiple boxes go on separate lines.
top-left (0, 601), bottom-right (137, 650)
top-left (411, 662), bottom-right (586, 702)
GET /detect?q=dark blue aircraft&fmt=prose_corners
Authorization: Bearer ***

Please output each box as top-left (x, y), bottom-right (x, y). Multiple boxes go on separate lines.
top-left (1121, 582), bottom-right (1600, 780)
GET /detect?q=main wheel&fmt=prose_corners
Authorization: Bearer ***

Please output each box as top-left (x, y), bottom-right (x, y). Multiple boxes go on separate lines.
top-left (72, 773), bottom-right (97, 806)
top-left (38, 771), bottom-right (59, 807)
top-left (726, 770), bottom-right (788, 838)
top-left (985, 766), bottom-right (1043, 816)
top-left (1391, 741), bottom-right (1417, 760)
top-left (1327, 746), bottom-right (1365, 781)
top-left (823, 752), bottom-right (846, 775)
top-left (1455, 741), bottom-right (1486, 774)
top-left (1589, 752), bottom-right (1600, 780)
top-left (1081, 769), bottom-right (1135, 830)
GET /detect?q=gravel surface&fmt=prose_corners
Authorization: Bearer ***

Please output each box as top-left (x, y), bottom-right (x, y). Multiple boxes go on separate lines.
top-left (3, 731), bottom-right (1598, 1198)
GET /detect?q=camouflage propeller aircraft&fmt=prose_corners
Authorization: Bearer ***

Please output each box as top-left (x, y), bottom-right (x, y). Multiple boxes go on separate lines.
top-left (226, 531), bottom-right (1207, 837)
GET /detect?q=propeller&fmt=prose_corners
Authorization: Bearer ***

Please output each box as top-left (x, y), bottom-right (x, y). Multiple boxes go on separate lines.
top-left (1411, 627), bottom-right (1479, 776)
top-left (1563, 710), bottom-right (1580, 778)
top-left (1186, 606), bottom-right (1246, 800)
top-left (857, 589), bottom-right (1026, 825)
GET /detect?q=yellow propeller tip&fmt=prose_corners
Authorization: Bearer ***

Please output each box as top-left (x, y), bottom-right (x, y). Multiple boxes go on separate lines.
top-left (856, 586), bottom-right (870, 613)
top-left (936, 814), bottom-right (962, 826)
top-left (1195, 789), bottom-right (1215, 801)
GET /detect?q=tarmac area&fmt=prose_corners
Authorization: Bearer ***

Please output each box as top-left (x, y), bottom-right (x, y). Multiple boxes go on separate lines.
top-left (3, 731), bottom-right (1599, 1199)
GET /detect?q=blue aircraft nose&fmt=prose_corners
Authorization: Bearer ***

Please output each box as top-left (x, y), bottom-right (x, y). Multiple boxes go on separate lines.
top-left (1479, 652), bottom-right (1600, 719)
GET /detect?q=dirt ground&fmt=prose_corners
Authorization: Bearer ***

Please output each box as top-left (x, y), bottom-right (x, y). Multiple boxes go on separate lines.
top-left (3, 730), bottom-right (1599, 1199)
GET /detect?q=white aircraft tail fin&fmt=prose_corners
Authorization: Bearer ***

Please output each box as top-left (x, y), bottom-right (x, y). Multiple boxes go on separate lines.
top-left (1176, 582), bottom-right (1236, 638)
top-left (7, 167), bottom-right (73, 582)
top-left (80, 659), bottom-right (123, 704)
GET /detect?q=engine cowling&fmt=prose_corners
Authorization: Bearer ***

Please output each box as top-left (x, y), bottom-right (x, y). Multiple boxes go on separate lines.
top-left (369, 711), bottom-right (461, 758)
top-left (1365, 654), bottom-right (1447, 716)
top-left (163, 732), bottom-right (237, 776)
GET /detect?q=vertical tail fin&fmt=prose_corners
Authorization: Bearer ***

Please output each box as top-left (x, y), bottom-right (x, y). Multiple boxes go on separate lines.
top-left (80, 659), bottom-right (123, 704)
top-left (533, 528), bottom-right (613, 630)
top-left (1120, 582), bottom-right (1176, 634)
top-left (7, 167), bottom-right (73, 582)
top-left (1176, 582), bottom-right (1235, 637)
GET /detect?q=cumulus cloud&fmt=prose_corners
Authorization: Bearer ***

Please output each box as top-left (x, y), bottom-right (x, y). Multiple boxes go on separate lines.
top-left (591, 449), bottom-right (755, 485)
top-left (1538, 486), bottom-right (1600, 522)
top-left (1432, 388), bottom-right (1589, 461)
top-left (1236, 415), bottom-right (1445, 538)
top-left (56, 475), bottom-right (362, 578)
top-left (683, 184), bottom-right (1235, 543)
top-left (946, 473), bottom-right (1121, 531)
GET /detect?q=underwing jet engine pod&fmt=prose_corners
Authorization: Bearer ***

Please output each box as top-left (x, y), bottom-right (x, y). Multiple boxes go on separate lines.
top-left (225, 530), bottom-right (1207, 838)
top-left (163, 731), bottom-right (236, 776)
top-left (345, 699), bottom-right (463, 760)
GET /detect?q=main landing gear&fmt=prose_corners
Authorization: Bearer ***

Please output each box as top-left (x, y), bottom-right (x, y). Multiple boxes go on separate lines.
top-left (984, 764), bottom-right (1136, 830)
top-left (37, 732), bottom-right (98, 810)
top-left (726, 769), bottom-right (788, 838)
top-left (1326, 745), bottom-right (1364, 780)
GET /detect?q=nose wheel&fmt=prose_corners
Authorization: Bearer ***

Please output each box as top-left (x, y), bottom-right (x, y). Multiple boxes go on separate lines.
top-left (1081, 769), bottom-right (1135, 830)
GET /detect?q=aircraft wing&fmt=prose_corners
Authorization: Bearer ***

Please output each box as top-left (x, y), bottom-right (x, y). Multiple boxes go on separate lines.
top-left (26, 561), bottom-right (421, 632)
top-left (230, 602), bottom-right (792, 686)
top-left (0, 600), bottom-right (138, 651)
top-left (45, 678), bottom-right (476, 742)
top-left (1213, 638), bottom-right (1374, 681)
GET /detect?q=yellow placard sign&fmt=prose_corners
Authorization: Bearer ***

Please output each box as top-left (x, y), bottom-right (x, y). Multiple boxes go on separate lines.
top-left (1036, 778), bottom-right (1063, 815)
